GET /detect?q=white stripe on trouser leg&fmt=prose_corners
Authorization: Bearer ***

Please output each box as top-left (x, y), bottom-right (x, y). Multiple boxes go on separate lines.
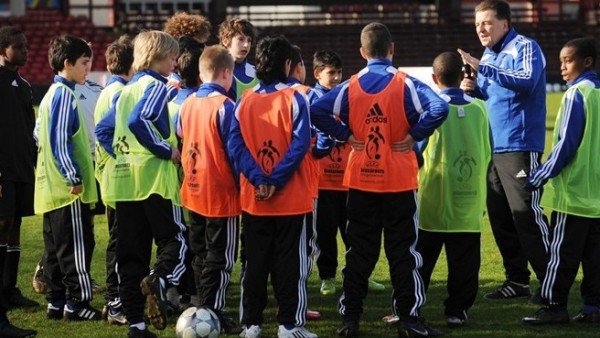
top-left (214, 217), bottom-right (236, 311)
top-left (307, 198), bottom-right (319, 277)
top-left (239, 259), bottom-right (246, 323)
top-left (166, 205), bottom-right (188, 285)
top-left (541, 212), bottom-right (566, 304)
top-left (530, 152), bottom-right (550, 252)
top-left (6, 246), bottom-right (20, 253)
top-left (70, 199), bottom-right (92, 302)
top-left (295, 216), bottom-right (308, 326)
top-left (408, 191), bottom-right (426, 317)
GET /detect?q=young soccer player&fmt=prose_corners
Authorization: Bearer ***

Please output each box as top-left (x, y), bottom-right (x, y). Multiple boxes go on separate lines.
top-left (0, 26), bottom-right (39, 311)
top-left (310, 23), bottom-right (449, 337)
top-left (416, 52), bottom-right (490, 328)
top-left (95, 31), bottom-right (187, 338)
top-left (228, 35), bottom-right (317, 338)
top-left (177, 44), bottom-right (241, 334)
top-left (286, 44), bottom-right (324, 321)
top-left (164, 34), bottom-right (204, 313)
top-left (219, 18), bottom-right (258, 101)
top-left (32, 68), bottom-right (105, 297)
top-left (163, 11), bottom-right (211, 88)
top-left (310, 50), bottom-right (348, 296)
top-left (34, 35), bottom-right (99, 321)
top-left (169, 36), bottom-right (204, 113)
top-left (522, 37), bottom-right (600, 325)
top-left (93, 35), bottom-right (134, 325)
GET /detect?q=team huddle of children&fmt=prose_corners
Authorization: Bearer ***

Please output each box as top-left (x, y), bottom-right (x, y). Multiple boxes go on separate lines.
top-left (8, 7), bottom-right (599, 338)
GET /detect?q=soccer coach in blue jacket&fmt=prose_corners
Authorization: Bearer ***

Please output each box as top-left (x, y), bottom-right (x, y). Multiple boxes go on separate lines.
top-left (458, 0), bottom-right (550, 301)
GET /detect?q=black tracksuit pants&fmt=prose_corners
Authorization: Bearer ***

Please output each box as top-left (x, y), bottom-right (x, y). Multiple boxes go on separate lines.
top-left (316, 190), bottom-right (348, 280)
top-left (103, 206), bottom-right (119, 306)
top-left (487, 152), bottom-right (550, 285)
top-left (417, 230), bottom-right (480, 317)
top-left (43, 199), bottom-right (94, 305)
top-left (338, 189), bottom-right (425, 322)
top-left (189, 211), bottom-right (239, 311)
top-left (115, 194), bottom-right (187, 324)
top-left (240, 212), bottom-right (308, 326)
top-left (542, 212), bottom-right (600, 308)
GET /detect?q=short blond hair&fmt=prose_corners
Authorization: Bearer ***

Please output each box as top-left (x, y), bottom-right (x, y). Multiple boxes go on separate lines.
top-left (132, 31), bottom-right (179, 72)
top-left (199, 45), bottom-right (234, 81)
top-left (163, 12), bottom-right (212, 42)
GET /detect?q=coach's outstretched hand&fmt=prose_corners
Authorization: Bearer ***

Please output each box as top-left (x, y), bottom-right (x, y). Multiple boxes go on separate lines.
top-left (457, 48), bottom-right (480, 70)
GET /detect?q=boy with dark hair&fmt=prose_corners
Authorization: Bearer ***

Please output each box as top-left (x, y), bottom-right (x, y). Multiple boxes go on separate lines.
top-left (416, 52), bottom-right (490, 328)
top-left (229, 35), bottom-right (317, 338)
top-left (523, 37), bottom-right (600, 325)
top-left (286, 44), bottom-right (324, 321)
top-left (35, 35), bottom-right (99, 321)
top-left (170, 36), bottom-right (204, 110)
top-left (219, 18), bottom-right (258, 101)
top-left (310, 22), bottom-right (448, 337)
top-left (177, 44), bottom-right (241, 334)
top-left (312, 50), bottom-right (343, 96)
top-left (0, 25), bottom-right (38, 338)
top-left (0, 26), bottom-right (39, 311)
top-left (165, 34), bottom-right (204, 314)
top-left (95, 30), bottom-right (187, 338)
top-left (93, 35), bottom-right (134, 325)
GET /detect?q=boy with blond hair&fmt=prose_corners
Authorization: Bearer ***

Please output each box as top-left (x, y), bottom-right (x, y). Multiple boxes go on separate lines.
top-left (95, 31), bottom-right (187, 338)
top-left (177, 44), bottom-right (241, 334)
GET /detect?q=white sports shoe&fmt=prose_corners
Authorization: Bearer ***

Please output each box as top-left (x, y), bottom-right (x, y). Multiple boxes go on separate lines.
top-left (240, 325), bottom-right (262, 338)
top-left (277, 325), bottom-right (318, 338)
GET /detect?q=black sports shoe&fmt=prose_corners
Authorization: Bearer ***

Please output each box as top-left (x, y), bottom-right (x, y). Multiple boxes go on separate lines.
top-left (337, 320), bottom-right (359, 337)
top-left (522, 307), bottom-right (569, 325)
top-left (446, 311), bottom-right (467, 328)
top-left (5, 288), bottom-right (39, 309)
top-left (46, 302), bottom-right (64, 320)
top-left (485, 281), bottom-right (531, 300)
top-left (63, 303), bottom-right (102, 321)
top-left (140, 274), bottom-right (168, 330)
top-left (214, 309), bottom-right (242, 334)
top-left (572, 308), bottom-right (600, 323)
top-left (529, 288), bottom-right (546, 305)
top-left (0, 323), bottom-right (37, 337)
top-left (128, 327), bottom-right (157, 338)
top-left (398, 318), bottom-right (442, 337)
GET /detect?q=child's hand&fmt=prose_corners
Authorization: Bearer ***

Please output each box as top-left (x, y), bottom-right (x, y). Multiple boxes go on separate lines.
top-left (348, 135), bottom-right (364, 151)
top-left (171, 147), bottom-right (181, 164)
top-left (70, 185), bottom-right (83, 195)
top-left (255, 185), bottom-right (276, 200)
top-left (394, 134), bottom-right (414, 153)
top-left (263, 185), bottom-right (276, 200)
